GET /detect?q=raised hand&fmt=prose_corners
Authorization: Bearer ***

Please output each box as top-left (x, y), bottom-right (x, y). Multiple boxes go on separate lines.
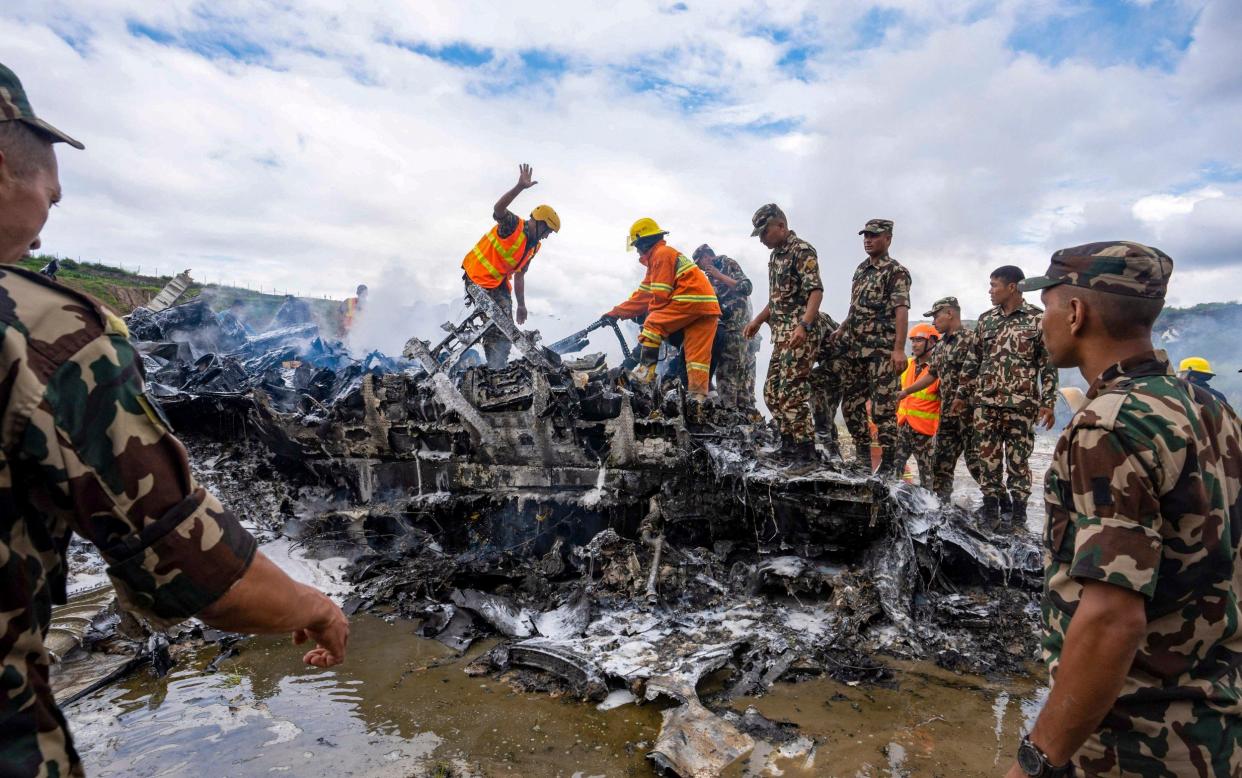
top-left (517, 163), bottom-right (538, 189)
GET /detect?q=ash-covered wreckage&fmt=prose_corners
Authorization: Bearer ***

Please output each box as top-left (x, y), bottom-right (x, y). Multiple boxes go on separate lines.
top-left (75, 287), bottom-right (1042, 776)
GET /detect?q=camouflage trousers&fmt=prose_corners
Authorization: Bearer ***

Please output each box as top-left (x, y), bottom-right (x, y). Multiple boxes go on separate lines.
top-left (809, 361), bottom-right (842, 448)
top-left (840, 354), bottom-right (901, 460)
top-left (895, 424), bottom-right (936, 488)
top-left (475, 283), bottom-right (513, 370)
top-left (764, 325), bottom-right (818, 444)
top-left (931, 412), bottom-right (982, 498)
top-left (974, 405), bottom-right (1036, 499)
top-left (715, 327), bottom-right (757, 411)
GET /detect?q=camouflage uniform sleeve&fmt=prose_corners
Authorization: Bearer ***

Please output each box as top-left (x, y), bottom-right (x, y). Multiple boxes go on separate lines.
top-left (21, 331), bottom-right (257, 627)
top-left (889, 267), bottom-right (911, 311)
top-left (797, 245), bottom-right (823, 297)
top-left (1037, 333), bottom-right (1058, 411)
top-left (955, 329), bottom-right (980, 405)
top-left (494, 210), bottom-right (520, 239)
top-left (724, 259), bottom-right (753, 298)
top-left (1060, 424), bottom-right (1163, 597)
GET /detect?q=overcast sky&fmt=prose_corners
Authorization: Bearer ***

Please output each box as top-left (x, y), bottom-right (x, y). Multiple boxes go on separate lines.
top-left (4, 0), bottom-right (1240, 362)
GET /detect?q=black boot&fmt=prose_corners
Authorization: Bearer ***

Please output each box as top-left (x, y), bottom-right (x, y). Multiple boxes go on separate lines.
top-left (1010, 492), bottom-right (1028, 530)
top-left (875, 448), bottom-right (897, 478)
top-left (998, 492), bottom-right (1013, 518)
top-left (786, 441), bottom-right (819, 476)
top-left (978, 495), bottom-right (1000, 527)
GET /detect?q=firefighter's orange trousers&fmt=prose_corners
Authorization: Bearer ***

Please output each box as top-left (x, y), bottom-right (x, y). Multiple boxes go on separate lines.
top-left (639, 310), bottom-right (719, 396)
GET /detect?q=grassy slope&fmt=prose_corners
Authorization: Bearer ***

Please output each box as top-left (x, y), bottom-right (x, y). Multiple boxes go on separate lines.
top-left (17, 254), bottom-right (341, 323)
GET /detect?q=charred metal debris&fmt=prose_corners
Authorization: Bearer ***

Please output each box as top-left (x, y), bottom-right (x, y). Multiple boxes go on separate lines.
top-left (113, 295), bottom-right (1044, 775)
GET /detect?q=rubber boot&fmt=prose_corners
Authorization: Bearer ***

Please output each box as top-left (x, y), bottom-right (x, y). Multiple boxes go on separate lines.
top-left (1010, 492), bottom-right (1028, 531)
top-left (786, 441), bottom-right (819, 477)
top-left (978, 495), bottom-right (1000, 528)
top-left (998, 492), bottom-right (1013, 518)
top-left (875, 447), bottom-right (897, 479)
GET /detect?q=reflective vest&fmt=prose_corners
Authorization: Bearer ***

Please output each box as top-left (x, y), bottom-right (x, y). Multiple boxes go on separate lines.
top-left (607, 242), bottom-right (721, 323)
top-left (897, 357), bottom-right (940, 436)
top-left (462, 218), bottom-right (540, 290)
top-left (342, 297), bottom-right (360, 332)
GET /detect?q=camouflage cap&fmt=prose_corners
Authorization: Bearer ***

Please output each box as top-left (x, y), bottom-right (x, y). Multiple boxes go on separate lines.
top-left (922, 296), bottom-right (960, 317)
top-left (0, 63), bottom-right (83, 150)
top-left (750, 203), bottom-right (785, 237)
top-left (1019, 241), bottom-right (1173, 299)
top-left (859, 219), bottom-right (893, 235)
top-left (693, 243), bottom-right (715, 260)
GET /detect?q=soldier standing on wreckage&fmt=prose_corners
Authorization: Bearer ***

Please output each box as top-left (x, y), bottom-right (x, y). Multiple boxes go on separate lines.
top-left (900, 296), bottom-right (983, 500)
top-left (461, 163), bottom-right (561, 369)
top-left (692, 243), bottom-right (757, 414)
top-left (825, 219), bottom-right (911, 476)
top-left (742, 204), bottom-right (825, 473)
top-left (0, 63), bottom-right (350, 778)
top-left (1006, 242), bottom-right (1242, 778)
top-left (954, 266), bottom-right (1057, 529)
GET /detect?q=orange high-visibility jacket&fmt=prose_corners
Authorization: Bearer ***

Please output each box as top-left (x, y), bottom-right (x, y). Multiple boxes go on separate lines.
top-left (897, 357), bottom-right (940, 436)
top-left (462, 218), bottom-right (540, 290)
top-left (342, 297), bottom-right (360, 332)
top-left (607, 242), bottom-right (721, 321)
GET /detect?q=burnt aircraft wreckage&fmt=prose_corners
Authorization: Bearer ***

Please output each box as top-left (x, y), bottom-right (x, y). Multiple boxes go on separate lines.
top-left (58, 291), bottom-right (1042, 776)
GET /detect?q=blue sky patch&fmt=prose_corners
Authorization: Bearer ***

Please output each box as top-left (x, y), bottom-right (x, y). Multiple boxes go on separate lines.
top-left (854, 6), bottom-right (905, 50)
top-left (1006, 0), bottom-right (1199, 71)
top-left (392, 39), bottom-right (495, 68)
top-left (125, 17), bottom-right (269, 64)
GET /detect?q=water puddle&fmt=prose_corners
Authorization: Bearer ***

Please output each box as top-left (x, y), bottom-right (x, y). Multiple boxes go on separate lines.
top-left (64, 613), bottom-right (1046, 776)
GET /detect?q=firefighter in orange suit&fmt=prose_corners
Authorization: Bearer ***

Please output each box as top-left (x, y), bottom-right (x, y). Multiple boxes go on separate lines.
top-left (462, 163), bottom-right (561, 369)
top-left (602, 218), bottom-right (721, 398)
top-left (894, 323), bottom-right (941, 487)
top-left (340, 284), bottom-right (368, 336)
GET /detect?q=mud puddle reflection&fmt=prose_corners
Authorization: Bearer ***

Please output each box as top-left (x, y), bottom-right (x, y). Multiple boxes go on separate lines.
top-left (66, 612), bottom-right (1046, 776)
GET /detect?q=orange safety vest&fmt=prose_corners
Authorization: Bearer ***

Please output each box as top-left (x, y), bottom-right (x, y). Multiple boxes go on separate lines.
top-left (342, 297), bottom-right (360, 332)
top-left (462, 218), bottom-right (541, 290)
top-left (897, 357), bottom-right (940, 436)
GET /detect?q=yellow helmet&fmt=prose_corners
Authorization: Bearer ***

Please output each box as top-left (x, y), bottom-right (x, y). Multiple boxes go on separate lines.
top-left (627, 217), bottom-right (666, 251)
top-left (530, 204), bottom-right (560, 233)
top-left (1179, 356), bottom-right (1213, 376)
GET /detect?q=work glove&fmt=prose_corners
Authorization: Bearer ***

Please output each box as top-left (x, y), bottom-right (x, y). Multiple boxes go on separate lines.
top-left (600, 313), bottom-right (620, 325)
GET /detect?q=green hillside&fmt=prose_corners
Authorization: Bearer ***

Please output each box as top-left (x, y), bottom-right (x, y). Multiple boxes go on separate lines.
top-left (16, 254), bottom-right (342, 325)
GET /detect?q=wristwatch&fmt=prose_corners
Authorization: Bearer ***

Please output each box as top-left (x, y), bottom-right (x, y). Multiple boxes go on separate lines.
top-left (1017, 734), bottom-right (1074, 777)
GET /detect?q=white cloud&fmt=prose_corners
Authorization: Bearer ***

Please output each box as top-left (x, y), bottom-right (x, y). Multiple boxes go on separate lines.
top-left (1132, 187), bottom-right (1224, 224)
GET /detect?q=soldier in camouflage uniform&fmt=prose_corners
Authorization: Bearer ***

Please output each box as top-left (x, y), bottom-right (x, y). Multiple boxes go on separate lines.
top-left (693, 244), bottom-right (756, 413)
top-left (743, 204), bottom-right (825, 471)
top-left (955, 266), bottom-right (1058, 528)
top-left (810, 310), bottom-right (844, 459)
top-left (0, 64), bottom-right (349, 778)
top-left (1005, 241), bottom-right (1242, 778)
top-left (827, 219), bottom-right (911, 475)
top-left (901, 297), bottom-right (983, 499)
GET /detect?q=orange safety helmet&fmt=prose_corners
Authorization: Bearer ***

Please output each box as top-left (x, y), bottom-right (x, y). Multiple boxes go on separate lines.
top-left (908, 323), bottom-right (939, 341)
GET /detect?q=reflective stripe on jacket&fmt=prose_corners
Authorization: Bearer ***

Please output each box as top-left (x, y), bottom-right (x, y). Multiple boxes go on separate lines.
top-left (462, 218), bottom-right (540, 290)
top-left (898, 356), bottom-right (940, 435)
top-left (608, 241), bottom-right (722, 321)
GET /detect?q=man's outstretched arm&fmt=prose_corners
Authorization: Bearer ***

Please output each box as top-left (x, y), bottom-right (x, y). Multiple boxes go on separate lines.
top-left (493, 163), bottom-right (537, 220)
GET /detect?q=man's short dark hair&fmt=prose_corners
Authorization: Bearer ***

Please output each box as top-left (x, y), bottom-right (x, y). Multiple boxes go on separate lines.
top-left (0, 121), bottom-right (56, 178)
top-left (1083, 287), bottom-right (1164, 339)
top-left (990, 265), bottom-right (1025, 286)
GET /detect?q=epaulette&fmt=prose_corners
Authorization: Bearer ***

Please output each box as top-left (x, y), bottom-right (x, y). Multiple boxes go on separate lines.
top-left (1070, 382), bottom-right (1131, 432)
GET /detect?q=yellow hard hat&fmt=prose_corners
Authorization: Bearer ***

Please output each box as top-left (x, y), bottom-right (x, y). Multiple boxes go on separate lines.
top-left (1179, 356), bottom-right (1213, 375)
top-left (530, 204), bottom-right (560, 233)
top-left (627, 217), bottom-right (666, 251)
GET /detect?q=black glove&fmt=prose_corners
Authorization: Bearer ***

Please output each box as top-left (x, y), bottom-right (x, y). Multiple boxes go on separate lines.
top-left (600, 314), bottom-right (619, 325)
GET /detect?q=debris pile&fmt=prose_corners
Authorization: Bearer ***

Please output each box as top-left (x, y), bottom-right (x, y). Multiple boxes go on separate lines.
top-left (63, 295), bottom-right (1046, 775)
